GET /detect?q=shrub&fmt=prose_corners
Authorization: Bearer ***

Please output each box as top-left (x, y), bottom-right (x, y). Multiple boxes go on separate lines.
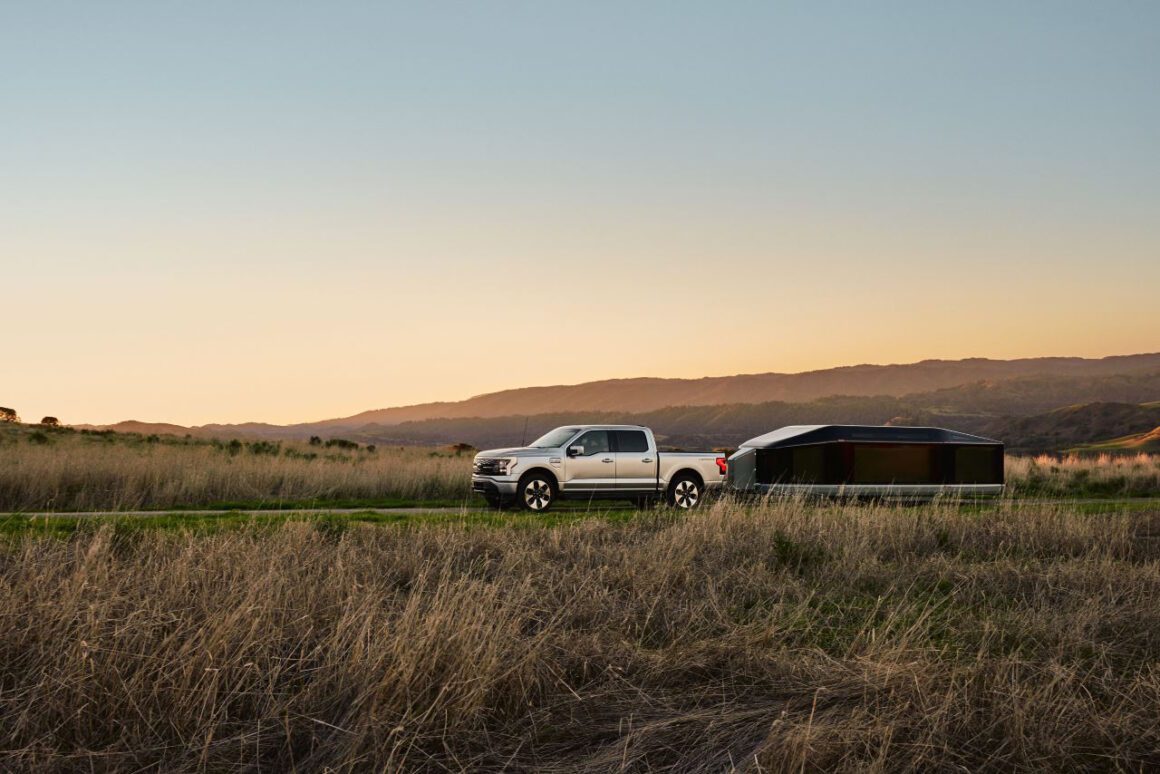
top-left (247, 441), bottom-right (281, 456)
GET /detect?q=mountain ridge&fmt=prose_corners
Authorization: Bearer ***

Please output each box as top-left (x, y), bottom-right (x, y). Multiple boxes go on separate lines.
top-left (313, 353), bottom-right (1160, 426)
top-left (75, 365), bottom-right (1160, 453)
top-left (81, 352), bottom-right (1160, 436)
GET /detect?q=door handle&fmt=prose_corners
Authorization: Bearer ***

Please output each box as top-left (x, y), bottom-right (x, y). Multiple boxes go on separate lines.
top-left (602, 458), bottom-right (613, 463)
top-left (642, 458), bottom-right (652, 463)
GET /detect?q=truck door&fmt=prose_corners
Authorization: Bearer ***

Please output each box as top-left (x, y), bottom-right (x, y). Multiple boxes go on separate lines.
top-left (613, 429), bottom-right (655, 492)
top-left (563, 430), bottom-right (615, 492)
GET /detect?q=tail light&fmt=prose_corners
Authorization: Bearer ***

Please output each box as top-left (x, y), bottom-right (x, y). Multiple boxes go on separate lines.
top-left (715, 456), bottom-right (728, 475)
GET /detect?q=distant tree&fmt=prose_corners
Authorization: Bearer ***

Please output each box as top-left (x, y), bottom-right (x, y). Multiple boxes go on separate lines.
top-left (0, 407), bottom-right (19, 423)
top-left (309, 436), bottom-right (322, 447)
top-left (365, 444), bottom-right (376, 453)
top-left (40, 416), bottom-right (60, 427)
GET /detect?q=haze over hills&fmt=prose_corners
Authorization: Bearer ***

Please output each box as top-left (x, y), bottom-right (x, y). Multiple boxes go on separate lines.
top-left (76, 353), bottom-right (1160, 452)
top-left (303, 353), bottom-right (1160, 427)
top-left (268, 377), bottom-right (1160, 453)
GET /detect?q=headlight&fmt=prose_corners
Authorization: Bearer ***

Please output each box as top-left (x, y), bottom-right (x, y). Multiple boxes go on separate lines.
top-left (474, 457), bottom-right (519, 475)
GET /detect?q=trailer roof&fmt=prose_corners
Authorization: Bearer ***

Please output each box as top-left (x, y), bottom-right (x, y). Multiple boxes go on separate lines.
top-left (738, 424), bottom-right (1001, 449)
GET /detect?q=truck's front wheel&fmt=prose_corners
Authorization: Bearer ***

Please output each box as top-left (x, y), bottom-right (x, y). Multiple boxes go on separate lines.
top-left (518, 472), bottom-right (557, 513)
top-left (667, 474), bottom-right (703, 509)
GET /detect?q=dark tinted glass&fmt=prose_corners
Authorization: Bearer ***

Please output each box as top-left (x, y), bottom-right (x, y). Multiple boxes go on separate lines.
top-left (852, 444), bottom-right (936, 484)
top-left (615, 430), bottom-right (649, 453)
top-left (791, 446), bottom-right (826, 482)
top-left (757, 442), bottom-right (1003, 486)
top-left (572, 431), bottom-right (610, 456)
top-left (953, 446), bottom-right (1002, 483)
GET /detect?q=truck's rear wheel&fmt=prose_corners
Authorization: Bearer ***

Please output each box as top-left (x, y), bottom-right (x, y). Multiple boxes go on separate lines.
top-left (518, 472), bottom-right (557, 513)
top-left (667, 474), bottom-right (702, 509)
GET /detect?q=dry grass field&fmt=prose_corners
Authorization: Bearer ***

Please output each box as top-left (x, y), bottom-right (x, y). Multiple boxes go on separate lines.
top-left (2, 425), bottom-right (1160, 513)
top-left (0, 426), bottom-right (472, 511)
top-left (1007, 452), bottom-right (1160, 497)
top-left (1, 497), bottom-right (1159, 771)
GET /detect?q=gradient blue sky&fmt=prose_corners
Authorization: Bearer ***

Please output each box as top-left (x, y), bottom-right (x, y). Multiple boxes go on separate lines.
top-left (3, 2), bottom-right (1159, 425)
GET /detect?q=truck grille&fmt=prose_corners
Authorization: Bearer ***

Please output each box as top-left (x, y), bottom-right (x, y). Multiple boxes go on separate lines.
top-left (473, 459), bottom-right (503, 475)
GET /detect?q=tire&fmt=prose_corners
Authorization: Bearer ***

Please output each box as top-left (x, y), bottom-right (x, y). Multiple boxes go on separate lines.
top-left (666, 473), bottom-right (703, 510)
top-left (517, 472), bottom-right (558, 513)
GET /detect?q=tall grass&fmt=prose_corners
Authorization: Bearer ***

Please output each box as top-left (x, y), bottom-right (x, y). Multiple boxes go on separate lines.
top-left (2, 425), bottom-right (1159, 512)
top-left (1006, 452), bottom-right (1160, 497)
top-left (0, 429), bottom-right (470, 511)
top-left (1, 498), bottom-right (1158, 770)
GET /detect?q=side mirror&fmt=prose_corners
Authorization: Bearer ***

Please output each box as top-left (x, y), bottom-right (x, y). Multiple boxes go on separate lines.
top-left (567, 446), bottom-right (583, 457)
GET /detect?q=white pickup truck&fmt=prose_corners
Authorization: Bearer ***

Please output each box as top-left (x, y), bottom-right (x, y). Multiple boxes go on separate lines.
top-left (471, 424), bottom-right (727, 512)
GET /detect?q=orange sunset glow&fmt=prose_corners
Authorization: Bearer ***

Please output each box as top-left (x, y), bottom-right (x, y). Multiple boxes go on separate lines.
top-left (4, 3), bottom-right (1158, 427)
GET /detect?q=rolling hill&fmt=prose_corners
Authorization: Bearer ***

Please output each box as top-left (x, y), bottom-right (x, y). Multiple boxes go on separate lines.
top-left (1068, 427), bottom-right (1160, 453)
top-left (83, 353), bottom-right (1160, 440)
top-left (229, 376), bottom-right (1160, 453)
top-left (980, 402), bottom-right (1160, 453)
top-left (296, 353), bottom-right (1160, 428)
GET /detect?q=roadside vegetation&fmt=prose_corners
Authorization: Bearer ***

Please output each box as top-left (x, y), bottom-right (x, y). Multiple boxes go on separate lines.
top-left (1, 497), bottom-right (1158, 770)
top-left (3, 424), bottom-right (1160, 512)
top-left (1006, 452), bottom-right (1160, 498)
top-left (0, 424), bottom-right (472, 512)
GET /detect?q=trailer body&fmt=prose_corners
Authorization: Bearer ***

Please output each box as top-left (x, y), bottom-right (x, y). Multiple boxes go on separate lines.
top-left (727, 425), bottom-right (1004, 498)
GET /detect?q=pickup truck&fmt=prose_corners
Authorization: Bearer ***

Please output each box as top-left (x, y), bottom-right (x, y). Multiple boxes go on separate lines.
top-left (471, 424), bottom-right (727, 512)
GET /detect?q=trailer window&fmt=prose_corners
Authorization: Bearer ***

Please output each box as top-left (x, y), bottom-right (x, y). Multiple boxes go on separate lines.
top-left (954, 446), bottom-right (1001, 483)
top-left (852, 444), bottom-right (936, 484)
top-left (791, 446), bottom-right (826, 483)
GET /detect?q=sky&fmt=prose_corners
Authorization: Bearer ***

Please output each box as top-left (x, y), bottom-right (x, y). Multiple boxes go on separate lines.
top-left (3, 1), bottom-right (1159, 426)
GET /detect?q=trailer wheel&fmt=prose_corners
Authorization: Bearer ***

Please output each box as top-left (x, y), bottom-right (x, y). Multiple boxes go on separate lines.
top-left (667, 473), bottom-right (703, 509)
top-left (518, 472), bottom-right (557, 513)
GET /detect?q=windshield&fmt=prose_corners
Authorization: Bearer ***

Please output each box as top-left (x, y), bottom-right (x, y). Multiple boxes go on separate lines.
top-left (528, 427), bottom-right (581, 448)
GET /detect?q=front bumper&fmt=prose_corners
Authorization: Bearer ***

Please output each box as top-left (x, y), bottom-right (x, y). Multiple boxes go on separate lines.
top-left (472, 476), bottom-right (519, 499)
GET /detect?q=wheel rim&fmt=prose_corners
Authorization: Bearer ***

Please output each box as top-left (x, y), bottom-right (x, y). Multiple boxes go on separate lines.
top-left (673, 480), bottom-right (699, 508)
top-left (524, 479), bottom-right (552, 510)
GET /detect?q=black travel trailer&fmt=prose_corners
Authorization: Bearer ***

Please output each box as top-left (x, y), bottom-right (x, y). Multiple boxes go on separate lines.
top-left (726, 425), bottom-right (1004, 497)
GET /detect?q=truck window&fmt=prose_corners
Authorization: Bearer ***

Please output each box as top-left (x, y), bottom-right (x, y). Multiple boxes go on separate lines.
top-left (614, 430), bottom-right (649, 453)
top-left (529, 426), bottom-right (580, 448)
top-left (571, 431), bottom-right (610, 456)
